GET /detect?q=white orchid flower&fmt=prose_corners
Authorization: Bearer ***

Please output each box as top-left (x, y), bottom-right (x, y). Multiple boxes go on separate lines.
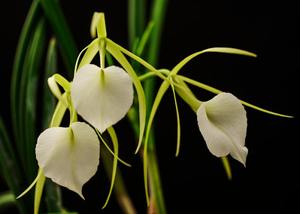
top-left (197, 93), bottom-right (248, 166)
top-left (35, 122), bottom-right (100, 198)
top-left (71, 64), bottom-right (134, 133)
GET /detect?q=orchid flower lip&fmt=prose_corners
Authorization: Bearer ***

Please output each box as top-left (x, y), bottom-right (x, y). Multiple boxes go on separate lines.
top-left (197, 92), bottom-right (248, 166)
top-left (71, 64), bottom-right (134, 133)
top-left (35, 122), bottom-right (100, 198)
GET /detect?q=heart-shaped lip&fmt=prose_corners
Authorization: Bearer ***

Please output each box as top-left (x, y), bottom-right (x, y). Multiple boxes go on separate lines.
top-left (71, 64), bottom-right (134, 133)
top-left (35, 122), bottom-right (100, 198)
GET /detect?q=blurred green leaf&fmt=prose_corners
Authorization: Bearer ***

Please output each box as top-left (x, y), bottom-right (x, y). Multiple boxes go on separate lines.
top-left (19, 18), bottom-right (46, 181)
top-left (0, 118), bottom-right (27, 214)
top-left (10, 0), bottom-right (40, 166)
top-left (0, 191), bottom-right (15, 210)
top-left (40, 0), bottom-right (78, 76)
top-left (43, 38), bottom-right (57, 129)
top-left (128, 0), bottom-right (146, 49)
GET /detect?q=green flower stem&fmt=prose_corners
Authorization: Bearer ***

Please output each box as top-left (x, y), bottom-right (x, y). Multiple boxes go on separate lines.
top-left (173, 77), bottom-right (201, 112)
top-left (147, 145), bottom-right (166, 214)
top-left (128, 0), bottom-right (168, 212)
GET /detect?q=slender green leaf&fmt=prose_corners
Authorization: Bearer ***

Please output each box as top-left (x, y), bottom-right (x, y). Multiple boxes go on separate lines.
top-left (10, 0), bottom-right (40, 167)
top-left (136, 22), bottom-right (154, 56)
top-left (0, 191), bottom-right (15, 209)
top-left (40, 0), bottom-right (77, 75)
top-left (131, 21), bottom-right (155, 75)
top-left (44, 179), bottom-right (63, 213)
top-left (43, 38), bottom-right (57, 129)
top-left (19, 18), bottom-right (46, 181)
top-left (0, 118), bottom-right (27, 214)
top-left (147, 0), bottom-right (168, 66)
top-left (128, 0), bottom-right (146, 49)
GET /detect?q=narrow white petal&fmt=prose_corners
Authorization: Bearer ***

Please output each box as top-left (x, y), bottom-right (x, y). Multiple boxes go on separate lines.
top-left (197, 93), bottom-right (248, 165)
top-left (71, 64), bottom-right (134, 133)
top-left (35, 122), bottom-right (99, 198)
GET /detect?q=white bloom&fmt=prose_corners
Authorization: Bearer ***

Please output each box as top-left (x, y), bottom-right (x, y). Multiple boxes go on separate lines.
top-left (35, 122), bottom-right (100, 198)
top-left (197, 93), bottom-right (248, 166)
top-left (71, 64), bottom-right (134, 133)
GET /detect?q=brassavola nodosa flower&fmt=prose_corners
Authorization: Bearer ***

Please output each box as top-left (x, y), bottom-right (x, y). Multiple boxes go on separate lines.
top-left (197, 93), bottom-right (248, 166)
top-left (71, 64), bottom-right (134, 133)
top-left (35, 122), bottom-right (100, 199)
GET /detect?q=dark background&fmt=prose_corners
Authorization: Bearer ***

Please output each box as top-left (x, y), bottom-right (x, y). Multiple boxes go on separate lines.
top-left (1, 0), bottom-right (299, 213)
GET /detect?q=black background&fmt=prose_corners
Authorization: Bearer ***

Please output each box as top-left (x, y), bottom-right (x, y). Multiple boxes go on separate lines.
top-left (1, 0), bottom-right (299, 213)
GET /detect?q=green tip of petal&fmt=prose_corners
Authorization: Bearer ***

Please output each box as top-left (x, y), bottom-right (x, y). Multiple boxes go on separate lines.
top-left (241, 101), bottom-right (294, 118)
top-left (16, 170), bottom-right (43, 199)
top-left (90, 12), bottom-right (107, 39)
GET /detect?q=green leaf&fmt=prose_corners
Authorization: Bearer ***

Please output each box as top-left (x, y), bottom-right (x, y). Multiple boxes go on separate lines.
top-left (40, 0), bottom-right (77, 75)
top-left (135, 22), bottom-right (154, 56)
top-left (43, 38), bottom-right (57, 129)
top-left (106, 42), bottom-right (147, 154)
top-left (19, 18), bottom-right (46, 181)
top-left (130, 21), bottom-right (155, 75)
top-left (44, 179), bottom-right (63, 213)
top-left (0, 191), bottom-right (15, 210)
top-left (147, 0), bottom-right (168, 66)
top-left (10, 0), bottom-right (40, 165)
top-left (128, 0), bottom-right (146, 49)
top-left (0, 118), bottom-right (27, 214)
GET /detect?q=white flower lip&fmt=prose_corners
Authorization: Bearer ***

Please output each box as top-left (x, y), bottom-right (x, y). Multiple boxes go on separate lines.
top-left (197, 93), bottom-right (248, 166)
top-left (71, 64), bottom-right (134, 133)
top-left (35, 122), bottom-right (100, 198)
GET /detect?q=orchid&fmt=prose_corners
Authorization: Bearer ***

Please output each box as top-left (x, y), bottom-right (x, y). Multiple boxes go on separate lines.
top-left (197, 93), bottom-right (248, 166)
